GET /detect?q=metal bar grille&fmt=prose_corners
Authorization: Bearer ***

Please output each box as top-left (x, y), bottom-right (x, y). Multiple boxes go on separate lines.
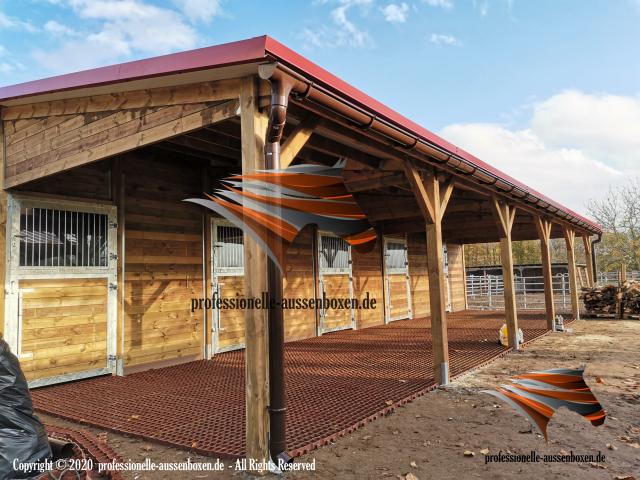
top-left (465, 273), bottom-right (572, 310)
top-left (18, 207), bottom-right (108, 267)
top-left (215, 225), bottom-right (244, 269)
top-left (319, 235), bottom-right (350, 270)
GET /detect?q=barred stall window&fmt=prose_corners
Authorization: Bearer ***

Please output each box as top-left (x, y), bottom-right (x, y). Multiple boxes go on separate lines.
top-left (18, 207), bottom-right (109, 268)
top-left (319, 235), bottom-right (350, 270)
top-left (214, 225), bottom-right (244, 269)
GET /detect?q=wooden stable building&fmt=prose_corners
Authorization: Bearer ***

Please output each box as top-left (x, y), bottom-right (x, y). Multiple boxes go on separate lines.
top-left (0, 36), bottom-right (600, 465)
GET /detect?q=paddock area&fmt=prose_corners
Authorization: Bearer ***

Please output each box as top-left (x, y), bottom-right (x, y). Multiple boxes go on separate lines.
top-left (32, 310), bottom-right (554, 459)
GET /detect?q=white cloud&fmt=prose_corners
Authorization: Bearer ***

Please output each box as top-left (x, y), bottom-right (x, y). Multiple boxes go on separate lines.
top-left (0, 62), bottom-right (14, 73)
top-left (0, 11), bottom-right (38, 32)
top-left (172, 0), bottom-right (222, 23)
top-left (44, 20), bottom-right (78, 36)
top-left (438, 91), bottom-right (640, 214)
top-left (530, 90), bottom-right (640, 171)
top-left (32, 0), bottom-right (199, 74)
top-left (302, 0), bottom-right (373, 49)
top-left (382, 3), bottom-right (409, 23)
top-left (429, 33), bottom-right (461, 46)
top-left (423, 0), bottom-right (453, 8)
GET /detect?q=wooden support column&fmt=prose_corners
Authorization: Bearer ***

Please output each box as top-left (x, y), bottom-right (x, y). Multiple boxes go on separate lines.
top-left (582, 235), bottom-right (594, 287)
top-left (563, 227), bottom-right (581, 321)
top-left (404, 163), bottom-right (453, 385)
top-left (534, 216), bottom-right (555, 330)
top-left (240, 77), bottom-right (270, 469)
top-left (490, 198), bottom-right (519, 349)
top-left (279, 116), bottom-right (319, 169)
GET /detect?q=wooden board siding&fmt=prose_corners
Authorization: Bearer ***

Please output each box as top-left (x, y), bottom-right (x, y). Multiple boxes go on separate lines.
top-left (123, 156), bottom-right (204, 367)
top-left (352, 239), bottom-right (385, 328)
top-left (388, 273), bottom-right (410, 319)
top-left (320, 274), bottom-right (352, 332)
top-left (216, 275), bottom-right (245, 350)
top-left (14, 162), bottom-right (111, 201)
top-left (19, 278), bottom-right (108, 381)
top-left (408, 232), bottom-right (430, 318)
top-left (283, 227), bottom-right (317, 341)
top-left (2, 95), bottom-right (239, 188)
top-left (447, 243), bottom-right (467, 312)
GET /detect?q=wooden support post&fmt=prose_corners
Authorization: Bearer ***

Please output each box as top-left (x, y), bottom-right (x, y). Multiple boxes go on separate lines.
top-left (563, 227), bottom-right (581, 321)
top-left (490, 197), bottom-right (519, 349)
top-left (240, 77), bottom-right (270, 470)
top-left (582, 235), bottom-right (594, 288)
top-left (534, 216), bottom-right (555, 330)
top-left (404, 163), bottom-right (453, 385)
top-left (279, 116), bottom-right (319, 169)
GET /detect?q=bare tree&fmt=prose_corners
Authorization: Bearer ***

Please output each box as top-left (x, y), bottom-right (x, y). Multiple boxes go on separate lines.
top-left (587, 179), bottom-right (640, 270)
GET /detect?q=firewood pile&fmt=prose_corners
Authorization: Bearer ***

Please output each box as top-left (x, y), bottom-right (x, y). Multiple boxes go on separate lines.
top-left (580, 285), bottom-right (618, 314)
top-left (621, 280), bottom-right (640, 314)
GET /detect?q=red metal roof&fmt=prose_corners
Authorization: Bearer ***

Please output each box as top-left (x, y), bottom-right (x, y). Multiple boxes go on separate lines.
top-left (0, 35), bottom-right (600, 233)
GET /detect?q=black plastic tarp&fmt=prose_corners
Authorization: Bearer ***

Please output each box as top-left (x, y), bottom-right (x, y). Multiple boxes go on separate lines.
top-left (0, 338), bottom-right (51, 479)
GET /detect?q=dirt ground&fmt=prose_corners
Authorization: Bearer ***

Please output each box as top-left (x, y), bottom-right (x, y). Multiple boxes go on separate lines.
top-left (39, 318), bottom-right (640, 480)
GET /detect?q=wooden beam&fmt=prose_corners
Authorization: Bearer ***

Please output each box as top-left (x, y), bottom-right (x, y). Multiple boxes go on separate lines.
top-left (404, 162), bottom-right (436, 224)
top-left (403, 161), bottom-right (454, 384)
top-left (490, 197), bottom-right (519, 349)
top-left (290, 101), bottom-right (597, 239)
top-left (582, 235), bottom-right (594, 287)
top-left (534, 216), bottom-right (555, 330)
top-left (1, 78), bottom-right (241, 120)
top-left (279, 116), bottom-right (319, 169)
top-left (240, 77), bottom-right (270, 470)
top-left (563, 227), bottom-right (581, 320)
top-left (342, 170), bottom-right (406, 192)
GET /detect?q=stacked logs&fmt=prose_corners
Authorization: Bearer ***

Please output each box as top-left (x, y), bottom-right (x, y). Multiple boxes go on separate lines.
top-left (580, 285), bottom-right (618, 315)
top-left (621, 280), bottom-right (640, 314)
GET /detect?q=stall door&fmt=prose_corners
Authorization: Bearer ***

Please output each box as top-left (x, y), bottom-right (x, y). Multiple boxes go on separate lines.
top-left (384, 237), bottom-right (412, 322)
top-left (4, 195), bottom-right (118, 387)
top-left (18, 278), bottom-right (109, 385)
top-left (212, 220), bottom-right (245, 352)
top-left (318, 233), bottom-right (354, 333)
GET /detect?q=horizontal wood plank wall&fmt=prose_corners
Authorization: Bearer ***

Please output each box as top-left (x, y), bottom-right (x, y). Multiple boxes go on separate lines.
top-left (321, 274), bottom-right (352, 331)
top-left (216, 275), bottom-right (245, 350)
top-left (283, 228), bottom-right (316, 341)
top-left (408, 232), bottom-right (430, 318)
top-left (123, 155), bottom-right (204, 367)
top-left (447, 243), bottom-right (466, 312)
top-left (388, 274), bottom-right (409, 319)
top-left (14, 162), bottom-right (111, 200)
top-left (352, 238), bottom-right (385, 328)
top-left (19, 278), bottom-right (108, 380)
top-left (2, 81), bottom-right (240, 188)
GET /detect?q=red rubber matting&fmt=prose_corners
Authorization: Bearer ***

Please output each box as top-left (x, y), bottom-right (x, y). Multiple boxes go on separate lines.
top-left (32, 310), bottom-right (554, 458)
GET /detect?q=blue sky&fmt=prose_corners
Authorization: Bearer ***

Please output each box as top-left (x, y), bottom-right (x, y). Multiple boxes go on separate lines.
top-left (1, 0), bottom-right (639, 214)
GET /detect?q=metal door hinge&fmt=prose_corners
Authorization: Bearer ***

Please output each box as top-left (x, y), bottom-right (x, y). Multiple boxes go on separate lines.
top-left (109, 253), bottom-right (118, 261)
top-left (109, 221), bottom-right (118, 229)
top-left (109, 283), bottom-right (118, 291)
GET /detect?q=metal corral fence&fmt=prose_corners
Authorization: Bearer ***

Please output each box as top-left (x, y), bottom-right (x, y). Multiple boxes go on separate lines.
top-left (467, 270), bottom-right (640, 311)
top-left (466, 273), bottom-right (573, 311)
top-left (596, 270), bottom-right (640, 285)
